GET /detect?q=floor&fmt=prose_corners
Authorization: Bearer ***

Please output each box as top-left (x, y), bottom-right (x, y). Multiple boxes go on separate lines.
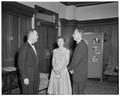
top-left (3, 73), bottom-right (119, 95)
top-left (84, 77), bottom-right (118, 94)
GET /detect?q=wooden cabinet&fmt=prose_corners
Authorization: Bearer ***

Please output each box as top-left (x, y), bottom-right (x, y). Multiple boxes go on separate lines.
top-left (84, 33), bottom-right (104, 82)
top-left (2, 69), bottom-right (18, 94)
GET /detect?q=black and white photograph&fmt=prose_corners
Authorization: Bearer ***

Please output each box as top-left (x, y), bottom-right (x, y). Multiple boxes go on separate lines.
top-left (2, 1), bottom-right (119, 95)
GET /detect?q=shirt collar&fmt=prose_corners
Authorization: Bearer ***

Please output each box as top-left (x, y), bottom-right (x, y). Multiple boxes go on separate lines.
top-left (77, 39), bottom-right (82, 44)
top-left (28, 40), bottom-right (32, 46)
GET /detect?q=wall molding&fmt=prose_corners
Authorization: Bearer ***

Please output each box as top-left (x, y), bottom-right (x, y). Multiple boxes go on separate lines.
top-left (60, 17), bottom-right (118, 27)
top-left (2, 2), bottom-right (36, 17)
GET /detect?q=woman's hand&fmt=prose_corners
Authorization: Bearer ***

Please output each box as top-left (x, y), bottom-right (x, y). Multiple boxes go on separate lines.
top-left (54, 71), bottom-right (61, 78)
top-left (53, 69), bottom-right (60, 74)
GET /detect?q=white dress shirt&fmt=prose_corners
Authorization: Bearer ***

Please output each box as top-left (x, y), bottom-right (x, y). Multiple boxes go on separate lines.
top-left (28, 41), bottom-right (37, 55)
top-left (77, 39), bottom-right (82, 44)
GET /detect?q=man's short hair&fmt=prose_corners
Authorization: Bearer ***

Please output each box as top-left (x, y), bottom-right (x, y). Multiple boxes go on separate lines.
top-left (27, 29), bottom-right (37, 38)
top-left (75, 28), bottom-right (84, 37)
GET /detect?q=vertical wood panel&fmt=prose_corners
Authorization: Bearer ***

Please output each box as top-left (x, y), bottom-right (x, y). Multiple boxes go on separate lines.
top-left (12, 15), bottom-right (20, 67)
top-left (20, 16), bottom-right (27, 44)
top-left (111, 24), bottom-right (118, 68)
top-left (19, 16), bottom-right (32, 45)
top-left (61, 25), bottom-right (76, 49)
top-left (41, 24), bottom-right (47, 72)
top-left (101, 24), bottom-right (113, 68)
top-left (2, 13), bottom-right (10, 67)
top-left (47, 25), bottom-right (57, 50)
top-left (47, 25), bottom-right (57, 73)
top-left (36, 23), bottom-right (47, 72)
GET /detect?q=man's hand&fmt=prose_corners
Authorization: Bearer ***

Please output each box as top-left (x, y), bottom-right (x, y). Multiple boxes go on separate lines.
top-left (24, 78), bottom-right (29, 85)
top-left (70, 70), bottom-right (73, 74)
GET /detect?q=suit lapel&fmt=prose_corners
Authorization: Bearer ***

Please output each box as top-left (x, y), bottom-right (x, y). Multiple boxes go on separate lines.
top-left (26, 42), bottom-right (38, 65)
top-left (73, 40), bottom-right (84, 57)
top-left (26, 42), bottom-right (37, 56)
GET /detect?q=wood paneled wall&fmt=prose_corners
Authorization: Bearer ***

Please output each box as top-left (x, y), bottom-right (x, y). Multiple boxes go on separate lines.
top-left (2, 2), bottom-right (35, 67)
top-left (60, 18), bottom-right (118, 69)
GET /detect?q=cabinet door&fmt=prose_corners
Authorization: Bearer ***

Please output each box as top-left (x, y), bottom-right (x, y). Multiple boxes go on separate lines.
top-left (84, 33), bottom-right (104, 79)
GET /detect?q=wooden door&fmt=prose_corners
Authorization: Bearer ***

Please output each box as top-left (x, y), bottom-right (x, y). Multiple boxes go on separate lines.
top-left (35, 20), bottom-right (57, 73)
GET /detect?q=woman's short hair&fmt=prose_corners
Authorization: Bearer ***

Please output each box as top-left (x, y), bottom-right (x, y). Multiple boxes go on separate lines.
top-left (57, 36), bottom-right (65, 42)
top-left (57, 36), bottom-right (69, 48)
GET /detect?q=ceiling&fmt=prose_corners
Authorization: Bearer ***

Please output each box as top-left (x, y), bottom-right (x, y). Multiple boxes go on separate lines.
top-left (61, 2), bottom-right (115, 7)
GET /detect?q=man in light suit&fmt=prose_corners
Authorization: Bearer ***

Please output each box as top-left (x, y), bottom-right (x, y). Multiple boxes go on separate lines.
top-left (68, 28), bottom-right (88, 94)
top-left (18, 29), bottom-right (40, 94)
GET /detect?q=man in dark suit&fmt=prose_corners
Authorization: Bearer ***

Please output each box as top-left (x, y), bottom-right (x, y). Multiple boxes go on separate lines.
top-left (68, 28), bottom-right (88, 94)
top-left (18, 29), bottom-right (40, 94)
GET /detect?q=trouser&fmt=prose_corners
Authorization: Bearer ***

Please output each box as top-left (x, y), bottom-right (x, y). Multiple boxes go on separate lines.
top-left (21, 79), bottom-right (40, 94)
top-left (72, 81), bottom-right (86, 94)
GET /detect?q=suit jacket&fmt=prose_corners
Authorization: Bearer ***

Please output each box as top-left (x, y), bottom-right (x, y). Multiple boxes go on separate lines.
top-left (69, 40), bottom-right (88, 82)
top-left (18, 42), bottom-right (40, 82)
